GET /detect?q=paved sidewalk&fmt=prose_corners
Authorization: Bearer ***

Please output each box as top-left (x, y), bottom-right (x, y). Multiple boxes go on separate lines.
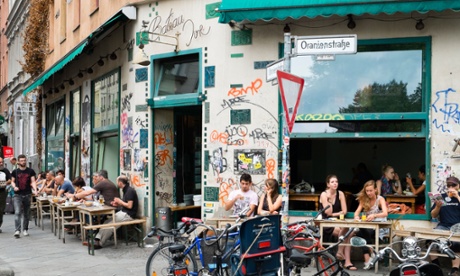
top-left (0, 213), bottom-right (454, 275)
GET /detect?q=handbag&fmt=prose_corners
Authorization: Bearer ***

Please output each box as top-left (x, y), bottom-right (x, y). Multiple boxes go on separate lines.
top-left (5, 195), bottom-right (14, 214)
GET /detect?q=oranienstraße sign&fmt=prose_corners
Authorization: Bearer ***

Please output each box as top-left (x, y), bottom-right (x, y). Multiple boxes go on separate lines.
top-left (294, 34), bottom-right (357, 56)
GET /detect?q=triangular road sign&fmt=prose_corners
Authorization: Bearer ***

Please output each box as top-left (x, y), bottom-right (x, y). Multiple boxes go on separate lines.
top-left (277, 70), bottom-right (305, 133)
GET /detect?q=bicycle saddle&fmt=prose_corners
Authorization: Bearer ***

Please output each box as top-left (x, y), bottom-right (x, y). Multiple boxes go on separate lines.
top-left (168, 244), bottom-right (186, 253)
top-left (289, 250), bottom-right (312, 265)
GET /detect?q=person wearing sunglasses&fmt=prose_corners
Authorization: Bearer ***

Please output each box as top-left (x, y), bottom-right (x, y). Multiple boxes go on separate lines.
top-left (430, 176), bottom-right (460, 276)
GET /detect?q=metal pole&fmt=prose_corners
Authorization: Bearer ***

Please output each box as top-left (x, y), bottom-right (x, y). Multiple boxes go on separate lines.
top-left (280, 32), bottom-right (292, 228)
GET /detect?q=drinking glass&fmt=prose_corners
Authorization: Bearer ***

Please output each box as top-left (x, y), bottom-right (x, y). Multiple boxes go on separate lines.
top-left (99, 195), bottom-right (105, 205)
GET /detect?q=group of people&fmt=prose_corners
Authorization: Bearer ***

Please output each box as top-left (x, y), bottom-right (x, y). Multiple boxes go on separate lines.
top-left (0, 155), bottom-right (139, 250)
top-left (224, 168), bottom-right (460, 275)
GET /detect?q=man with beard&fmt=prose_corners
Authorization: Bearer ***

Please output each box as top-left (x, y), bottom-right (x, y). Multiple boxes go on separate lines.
top-left (11, 154), bottom-right (37, 238)
top-left (0, 157), bottom-right (12, 233)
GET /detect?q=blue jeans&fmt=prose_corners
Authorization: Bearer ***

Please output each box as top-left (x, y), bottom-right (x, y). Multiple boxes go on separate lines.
top-left (13, 194), bottom-right (31, 232)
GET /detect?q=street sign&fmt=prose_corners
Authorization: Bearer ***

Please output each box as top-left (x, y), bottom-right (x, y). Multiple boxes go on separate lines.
top-left (3, 146), bottom-right (13, 158)
top-left (266, 58), bottom-right (284, 82)
top-left (277, 70), bottom-right (305, 133)
top-left (295, 34), bottom-right (357, 56)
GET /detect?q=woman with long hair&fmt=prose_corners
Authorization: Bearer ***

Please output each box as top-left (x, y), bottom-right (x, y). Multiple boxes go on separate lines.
top-left (319, 175), bottom-right (354, 269)
top-left (354, 180), bottom-right (388, 269)
top-left (258, 178), bottom-right (282, 215)
top-left (376, 164), bottom-right (402, 196)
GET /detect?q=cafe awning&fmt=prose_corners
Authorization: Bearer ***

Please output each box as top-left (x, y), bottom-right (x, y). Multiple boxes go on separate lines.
top-left (217, 0), bottom-right (460, 23)
top-left (23, 6), bottom-right (136, 96)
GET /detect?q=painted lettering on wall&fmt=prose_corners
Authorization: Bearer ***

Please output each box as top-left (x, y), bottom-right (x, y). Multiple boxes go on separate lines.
top-left (227, 78), bottom-right (263, 97)
top-left (431, 88), bottom-right (459, 133)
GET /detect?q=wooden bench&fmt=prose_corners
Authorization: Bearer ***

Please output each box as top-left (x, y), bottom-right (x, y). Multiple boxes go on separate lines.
top-left (83, 218), bottom-right (147, 255)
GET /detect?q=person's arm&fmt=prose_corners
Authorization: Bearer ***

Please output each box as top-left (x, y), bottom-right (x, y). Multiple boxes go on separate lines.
top-left (319, 191), bottom-right (333, 216)
top-left (248, 204), bottom-right (257, 217)
top-left (271, 195), bottom-right (283, 214)
top-left (11, 175), bottom-right (19, 192)
top-left (113, 197), bottom-right (133, 209)
top-left (337, 191), bottom-right (347, 216)
top-left (257, 194), bottom-right (265, 214)
top-left (224, 192), bottom-right (240, 211)
top-left (354, 203), bottom-right (363, 220)
top-left (379, 196), bottom-right (388, 217)
top-left (376, 180), bottom-right (382, 196)
top-left (407, 178), bottom-right (425, 195)
top-left (30, 176), bottom-right (37, 194)
top-left (431, 200), bottom-right (443, 219)
top-left (74, 188), bottom-right (96, 200)
top-left (393, 173), bottom-right (402, 194)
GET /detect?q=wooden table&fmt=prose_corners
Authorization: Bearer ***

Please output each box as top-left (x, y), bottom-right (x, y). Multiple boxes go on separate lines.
top-left (206, 216), bottom-right (242, 228)
top-left (56, 202), bottom-right (82, 243)
top-left (385, 194), bottom-right (417, 213)
top-left (36, 197), bottom-right (52, 231)
top-left (77, 204), bottom-right (116, 242)
top-left (319, 219), bottom-right (393, 273)
top-left (289, 193), bottom-right (321, 210)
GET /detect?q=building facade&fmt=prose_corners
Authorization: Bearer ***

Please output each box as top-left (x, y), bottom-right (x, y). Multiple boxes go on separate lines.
top-left (13, 0), bottom-right (460, 227)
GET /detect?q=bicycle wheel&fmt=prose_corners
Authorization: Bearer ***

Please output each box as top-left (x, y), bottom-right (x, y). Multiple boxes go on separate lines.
top-left (315, 251), bottom-right (339, 276)
top-left (145, 243), bottom-right (198, 276)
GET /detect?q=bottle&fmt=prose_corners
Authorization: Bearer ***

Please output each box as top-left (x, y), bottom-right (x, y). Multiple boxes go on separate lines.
top-left (311, 185), bottom-right (315, 194)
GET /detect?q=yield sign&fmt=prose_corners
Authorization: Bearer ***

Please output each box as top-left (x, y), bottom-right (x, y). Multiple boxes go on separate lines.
top-left (277, 70), bottom-right (305, 133)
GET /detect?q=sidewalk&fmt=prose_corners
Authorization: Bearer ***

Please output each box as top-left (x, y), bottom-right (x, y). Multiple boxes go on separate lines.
top-left (0, 213), bottom-right (454, 275)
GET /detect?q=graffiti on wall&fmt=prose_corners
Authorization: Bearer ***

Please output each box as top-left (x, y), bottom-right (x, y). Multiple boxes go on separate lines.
top-left (431, 88), bottom-right (459, 133)
top-left (210, 147), bottom-right (227, 174)
top-left (433, 162), bottom-right (453, 193)
top-left (234, 149), bottom-right (266, 175)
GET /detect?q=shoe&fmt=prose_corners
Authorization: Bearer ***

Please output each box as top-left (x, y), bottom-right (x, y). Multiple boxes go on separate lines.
top-left (82, 241), bottom-right (89, 246)
top-left (344, 265), bottom-right (358, 271)
top-left (449, 271), bottom-right (459, 276)
top-left (94, 244), bottom-right (103, 250)
top-left (14, 231), bottom-right (20, 238)
top-left (23, 230), bottom-right (29, 236)
top-left (363, 262), bottom-right (372, 270)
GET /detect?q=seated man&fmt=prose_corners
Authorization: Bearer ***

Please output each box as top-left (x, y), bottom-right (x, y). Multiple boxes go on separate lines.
top-left (93, 175), bottom-right (138, 249)
top-left (38, 170), bottom-right (55, 195)
top-left (431, 176), bottom-right (460, 276)
top-left (71, 169), bottom-right (119, 204)
top-left (224, 173), bottom-right (258, 217)
top-left (53, 174), bottom-right (75, 197)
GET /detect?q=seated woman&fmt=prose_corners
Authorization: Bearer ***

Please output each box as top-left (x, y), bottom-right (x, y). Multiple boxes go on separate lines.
top-left (319, 175), bottom-right (354, 269)
top-left (376, 164), bottom-right (402, 196)
top-left (258, 178), bottom-right (282, 215)
top-left (354, 180), bottom-right (388, 269)
top-left (406, 165), bottom-right (426, 214)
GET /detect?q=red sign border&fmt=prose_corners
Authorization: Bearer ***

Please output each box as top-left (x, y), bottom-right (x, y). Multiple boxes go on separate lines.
top-left (277, 70), bottom-right (305, 133)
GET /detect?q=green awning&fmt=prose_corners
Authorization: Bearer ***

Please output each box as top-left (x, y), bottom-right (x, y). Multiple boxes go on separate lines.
top-left (218, 0), bottom-right (460, 23)
top-left (23, 6), bottom-right (136, 96)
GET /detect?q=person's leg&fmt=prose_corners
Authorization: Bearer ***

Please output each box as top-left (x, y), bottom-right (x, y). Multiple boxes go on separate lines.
top-left (99, 212), bottom-right (133, 246)
top-left (0, 190), bottom-right (7, 229)
top-left (13, 195), bottom-right (22, 232)
top-left (22, 195), bottom-right (31, 231)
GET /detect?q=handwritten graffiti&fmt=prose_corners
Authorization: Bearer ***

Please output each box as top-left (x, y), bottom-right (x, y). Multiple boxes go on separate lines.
top-left (249, 128), bottom-right (275, 142)
top-left (210, 148), bottom-right (228, 174)
top-left (156, 191), bottom-right (173, 204)
top-left (431, 88), bottom-right (459, 132)
top-left (234, 149), bottom-right (266, 175)
top-left (142, 9), bottom-right (210, 47)
top-left (182, 19), bottom-right (211, 46)
top-left (266, 158), bottom-right (276, 179)
top-left (296, 113), bottom-right (345, 121)
top-left (155, 149), bottom-right (173, 167)
top-left (218, 178), bottom-right (237, 204)
top-left (217, 95), bottom-right (278, 122)
top-left (154, 131), bottom-right (173, 148)
top-left (227, 79), bottom-right (263, 97)
top-left (121, 114), bottom-right (139, 148)
top-left (155, 171), bottom-right (170, 190)
top-left (135, 116), bottom-right (147, 128)
top-left (121, 93), bottom-right (133, 112)
top-left (210, 125), bottom-right (249, 146)
top-left (131, 173), bottom-right (146, 187)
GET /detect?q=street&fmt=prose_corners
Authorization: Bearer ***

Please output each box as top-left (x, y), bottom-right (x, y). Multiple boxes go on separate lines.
top-left (0, 213), bottom-right (151, 276)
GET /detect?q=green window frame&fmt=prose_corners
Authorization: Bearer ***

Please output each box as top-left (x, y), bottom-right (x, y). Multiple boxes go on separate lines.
top-left (92, 68), bottom-right (120, 133)
top-left (46, 98), bottom-right (66, 172)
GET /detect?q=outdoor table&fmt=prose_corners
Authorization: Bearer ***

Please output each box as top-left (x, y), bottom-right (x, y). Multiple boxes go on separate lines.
top-left (36, 196), bottom-right (52, 231)
top-left (319, 218), bottom-right (393, 273)
top-left (289, 192), bottom-right (321, 210)
top-left (56, 202), bottom-right (82, 243)
top-left (77, 204), bottom-right (116, 242)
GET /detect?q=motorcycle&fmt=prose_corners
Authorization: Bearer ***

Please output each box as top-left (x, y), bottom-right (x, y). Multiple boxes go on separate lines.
top-left (350, 223), bottom-right (460, 276)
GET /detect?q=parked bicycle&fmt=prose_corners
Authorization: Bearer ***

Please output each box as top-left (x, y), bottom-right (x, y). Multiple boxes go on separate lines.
top-left (354, 222), bottom-right (460, 276)
top-left (145, 208), bottom-right (248, 276)
top-left (285, 225), bottom-right (358, 276)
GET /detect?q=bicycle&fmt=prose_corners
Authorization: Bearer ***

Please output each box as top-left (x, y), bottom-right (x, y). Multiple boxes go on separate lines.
top-left (285, 227), bottom-right (358, 276)
top-left (145, 212), bottom-right (246, 276)
top-left (282, 205), bottom-right (342, 275)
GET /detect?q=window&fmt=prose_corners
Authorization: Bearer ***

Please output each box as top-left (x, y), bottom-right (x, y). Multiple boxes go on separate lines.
top-left (46, 99), bottom-right (65, 172)
top-left (289, 37), bottom-right (430, 219)
top-left (70, 89), bottom-right (81, 179)
top-left (152, 51), bottom-right (202, 108)
top-left (93, 69), bottom-right (120, 131)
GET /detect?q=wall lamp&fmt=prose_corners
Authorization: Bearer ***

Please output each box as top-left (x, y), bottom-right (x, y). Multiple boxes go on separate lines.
top-left (347, 14), bottom-right (356, 29)
top-left (133, 31), bottom-right (180, 66)
top-left (415, 19), bottom-right (424, 30)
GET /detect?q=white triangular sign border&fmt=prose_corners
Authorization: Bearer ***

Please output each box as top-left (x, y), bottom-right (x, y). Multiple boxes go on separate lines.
top-left (277, 70), bottom-right (305, 133)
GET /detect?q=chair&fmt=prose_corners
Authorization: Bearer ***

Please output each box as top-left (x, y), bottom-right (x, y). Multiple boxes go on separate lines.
top-left (231, 215), bottom-right (285, 276)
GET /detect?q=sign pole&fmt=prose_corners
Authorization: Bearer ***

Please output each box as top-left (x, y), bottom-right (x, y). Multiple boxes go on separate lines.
top-left (280, 32), bottom-right (292, 229)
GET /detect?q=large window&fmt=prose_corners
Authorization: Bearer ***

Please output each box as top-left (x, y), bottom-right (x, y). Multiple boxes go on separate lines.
top-left (46, 98), bottom-right (65, 172)
top-left (289, 37), bottom-right (430, 219)
top-left (70, 89), bottom-right (81, 179)
top-left (93, 69), bottom-right (120, 131)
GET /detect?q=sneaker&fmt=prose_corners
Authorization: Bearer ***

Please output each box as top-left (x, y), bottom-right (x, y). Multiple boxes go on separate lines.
top-left (14, 231), bottom-right (20, 238)
top-left (363, 262), bottom-right (373, 270)
top-left (23, 230), bottom-right (29, 236)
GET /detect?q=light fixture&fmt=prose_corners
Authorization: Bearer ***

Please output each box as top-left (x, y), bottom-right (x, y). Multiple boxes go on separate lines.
top-left (133, 47), bottom-right (151, 66)
top-left (47, 88), bottom-right (53, 94)
top-left (42, 93), bottom-right (47, 99)
top-left (283, 24), bottom-right (291, 33)
top-left (60, 83), bottom-right (65, 90)
top-left (68, 78), bottom-right (75, 86)
top-left (54, 88), bottom-right (60, 93)
top-left (97, 58), bottom-right (105, 66)
top-left (415, 19), bottom-right (424, 30)
top-left (347, 14), bottom-right (356, 29)
top-left (228, 20), bottom-right (236, 28)
top-left (77, 71), bottom-right (84, 78)
top-left (87, 67), bottom-right (94, 74)
top-left (109, 52), bottom-right (117, 60)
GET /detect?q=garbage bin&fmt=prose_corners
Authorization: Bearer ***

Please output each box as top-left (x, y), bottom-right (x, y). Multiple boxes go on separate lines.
top-left (155, 207), bottom-right (172, 231)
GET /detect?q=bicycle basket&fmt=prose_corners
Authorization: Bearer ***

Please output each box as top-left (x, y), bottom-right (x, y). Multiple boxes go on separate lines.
top-left (199, 230), bottom-right (238, 267)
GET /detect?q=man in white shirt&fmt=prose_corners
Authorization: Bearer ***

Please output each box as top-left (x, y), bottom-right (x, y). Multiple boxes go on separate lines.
top-left (225, 173), bottom-right (258, 217)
